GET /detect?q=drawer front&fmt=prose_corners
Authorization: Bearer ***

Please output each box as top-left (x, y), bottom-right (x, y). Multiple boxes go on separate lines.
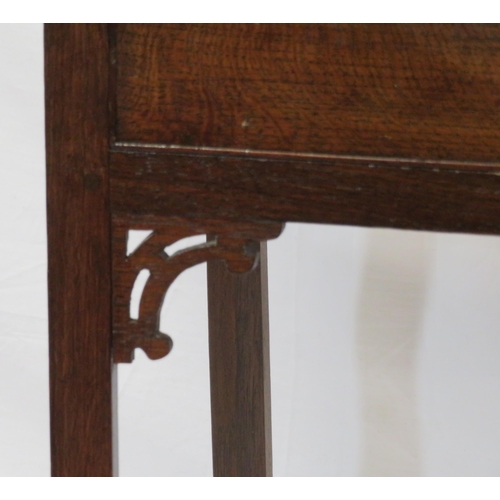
top-left (114, 24), bottom-right (500, 163)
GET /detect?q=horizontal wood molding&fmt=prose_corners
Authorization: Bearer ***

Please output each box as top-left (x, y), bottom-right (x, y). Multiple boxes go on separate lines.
top-left (110, 149), bottom-right (500, 235)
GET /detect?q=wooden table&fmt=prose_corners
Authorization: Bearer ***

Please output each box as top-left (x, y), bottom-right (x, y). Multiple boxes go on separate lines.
top-left (45, 24), bottom-right (500, 476)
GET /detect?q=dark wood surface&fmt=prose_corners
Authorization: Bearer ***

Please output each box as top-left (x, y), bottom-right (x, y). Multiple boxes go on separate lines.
top-left (45, 24), bottom-right (117, 476)
top-left (46, 23), bottom-right (500, 477)
top-left (111, 216), bottom-right (282, 363)
top-left (113, 24), bottom-right (500, 163)
top-left (208, 241), bottom-right (272, 476)
top-left (111, 149), bottom-right (500, 235)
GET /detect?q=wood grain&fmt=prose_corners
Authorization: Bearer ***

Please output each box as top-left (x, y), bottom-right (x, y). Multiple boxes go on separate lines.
top-left (113, 24), bottom-right (500, 163)
top-left (110, 150), bottom-right (500, 236)
top-left (46, 23), bottom-right (500, 477)
top-left (112, 216), bottom-right (282, 363)
top-left (208, 241), bottom-right (272, 476)
top-left (45, 24), bottom-right (117, 476)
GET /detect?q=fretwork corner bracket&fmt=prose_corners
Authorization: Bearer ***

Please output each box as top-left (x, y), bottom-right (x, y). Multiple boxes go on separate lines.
top-left (112, 217), bottom-right (284, 363)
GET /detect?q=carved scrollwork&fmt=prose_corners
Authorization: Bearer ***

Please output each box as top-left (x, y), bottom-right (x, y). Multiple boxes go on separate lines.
top-left (112, 216), bottom-right (284, 363)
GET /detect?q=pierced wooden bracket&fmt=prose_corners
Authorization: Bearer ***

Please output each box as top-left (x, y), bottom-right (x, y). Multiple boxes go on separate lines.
top-left (112, 217), bottom-right (284, 363)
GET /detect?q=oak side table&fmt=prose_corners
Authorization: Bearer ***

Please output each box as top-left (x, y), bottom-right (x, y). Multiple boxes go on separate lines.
top-left (45, 23), bottom-right (500, 476)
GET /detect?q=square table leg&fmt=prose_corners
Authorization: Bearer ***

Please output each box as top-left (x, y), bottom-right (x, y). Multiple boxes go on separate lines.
top-left (207, 241), bottom-right (273, 476)
top-left (45, 23), bottom-right (117, 477)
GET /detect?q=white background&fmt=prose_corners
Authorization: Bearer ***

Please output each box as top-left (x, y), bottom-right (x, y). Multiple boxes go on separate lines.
top-left (2, 23), bottom-right (500, 477)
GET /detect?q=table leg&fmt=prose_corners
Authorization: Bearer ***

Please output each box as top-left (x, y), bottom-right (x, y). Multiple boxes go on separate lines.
top-left (207, 241), bottom-right (273, 476)
top-left (45, 23), bottom-right (117, 477)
